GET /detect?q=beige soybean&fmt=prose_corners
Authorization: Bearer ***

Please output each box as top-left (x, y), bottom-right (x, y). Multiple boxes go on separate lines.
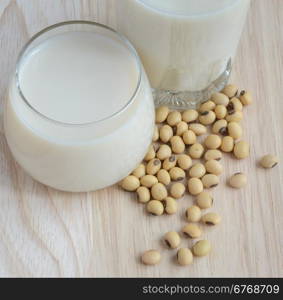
top-left (204, 134), bottom-right (222, 149)
top-left (202, 174), bottom-right (219, 188)
top-left (186, 205), bottom-right (202, 222)
top-left (221, 136), bottom-right (234, 152)
top-left (189, 163), bottom-right (206, 178)
top-left (136, 186), bottom-right (151, 203)
top-left (132, 164), bottom-right (145, 178)
top-left (163, 155), bottom-right (177, 170)
top-left (234, 140), bottom-right (250, 159)
top-left (146, 158), bottom-right (161, 175)
top-left (205, 160), bottom-right (223, 175)
top-left (170, 182), bottom-right (186, 199)
top-left (182, 109), bottom-right (198, 123)
top-left (164, 231), bottom-right (181, 249)
top-left (214, 105), bottom-right (227, 119)
top-left (140, 175), bottom-right (158, 188)
top-left (175, 121), bottom-right (188, 136)
top-left (199, 110), bottom-right (216, 125)
top-left (159, 124), bottom-right (173, 143)
top-left (182, 223), bottom-right (202, 239)
top-left (229, 172), bottom-right (247, 188)
top-left (151, 183), bottom-right (168, 200)
top-left (204, 149), bottom-right (222, 161)
top-left (146, 200), bottom-right (164, 216)
top-left (228, 122), bottom-right (242, 140)
top-left (152, 125), bottom-right (159, 142)
top-left (188, 143), bottom-right (204, 159)
top-left (182, 129), bottom-right (197, 145)
top-left (230, 97), bottom-right (243, 111)
top-left (156, 106), bottom-right (169, 123)
top-left (121, 175), bottom-right (140, 191)
top-left (212, 119), bottom-right (228, 135)
top-left (177, 248), bottom-right (193, 266)
top-left (239, 90), bottom-right (253, 106)
top-left (170, 136), bottom-right (185, 154)
top-left (199, 100), bottom-right (216, 112)
top-left (201, 212), bottom-right (221, 226)
top-left (156, 144), bottom-right (172, 160)
top-left (260, 154), bottom-right (279, 168)
top-left (226, 110), bottom-right (243, 122)
top-left (196, 192), bottom-right (213, 209)
top-left (167, 111), bottom-right (182, 126)
top-left (188, 178), bottom-right (203, 195)
top-left (164, 197), bottom-right (178, 214)
top-left (169, 167), bottom-right (186, 181)
top-left (192, 240), bottom-right (211, 257)
top-left (211, 92), bottom-right (229, 106)
top-left (144, 144), bottom-right (156, 161)
top-left (141, 250), bottom-right (161, 265)
top-left (157, 169), bottom-right (171, 185)
top-left (177, 154), bottom-right (193, 170)
top-left (222, 84), bottom-right (238, 98)
top-left (188, 123), bottom-right (207, 136)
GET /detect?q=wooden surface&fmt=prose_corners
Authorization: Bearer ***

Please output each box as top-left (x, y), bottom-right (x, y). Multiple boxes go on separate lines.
top-left (0, 0), bottom-right (282, 278)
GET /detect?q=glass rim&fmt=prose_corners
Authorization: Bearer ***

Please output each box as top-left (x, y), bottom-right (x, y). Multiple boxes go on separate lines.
top-left (136, 0), bottom-right (242, 18)
top-left (15, 20), bottom-right (142, 127)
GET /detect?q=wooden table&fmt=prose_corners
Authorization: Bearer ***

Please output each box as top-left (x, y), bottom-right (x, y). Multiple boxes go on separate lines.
top-left (0, 0), bottom-right (282, 278)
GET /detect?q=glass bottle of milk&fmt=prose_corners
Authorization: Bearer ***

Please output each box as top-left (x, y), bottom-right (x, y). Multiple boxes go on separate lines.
top-left (117, 0), bottom-right (250, 108)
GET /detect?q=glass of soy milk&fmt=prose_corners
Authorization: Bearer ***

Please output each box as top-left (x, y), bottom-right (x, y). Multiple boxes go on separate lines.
top-left (117, 0), bottom-right (250, 108)
top-left (4, 21), bottom-right (155, 192)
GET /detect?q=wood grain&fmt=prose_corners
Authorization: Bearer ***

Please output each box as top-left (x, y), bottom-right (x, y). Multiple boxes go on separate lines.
top-left (0, 0), bottom-right (282, 277)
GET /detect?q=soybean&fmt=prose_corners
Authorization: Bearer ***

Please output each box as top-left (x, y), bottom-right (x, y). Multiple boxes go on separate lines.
top-left (204, 134), bottom-right (222, 149)
top-left (146, 159), bottom-right (161, 175)
top-left (189, 163), bottom-right (206, 178)
top-left (159, 124), bottom-right (173, 143)
top-left (146, 200), bottom-right (164, 216)
top-left (188, 123), bottom-right (207, 136)
top-left (177, 154), bottom-right (192, 170)
top-left (182, 109), bottom-right (198, 123)
top-left (137, 186), bottom-right (151, 203)
top-left (212, 119), bottom-right (228, 135)
top-left (157, 169), bottom-right (171, 185)
top-left (234, 140), bottom-right (250, 159)
top-left (169, 167), bottom-right (186, 181)
top-left (260, 154), bottom-right (279, 168)
top-left (163, 155), bottom-right (177, 170)
top-left (202, 174), bottom-right (219, 188)
top-left (140, 175), bottom-right (158, 188)
top-left (196, 192), bottom-right (213, 209)
top-left (156, 106), bottom-right (169, 123)
top-left (186, 205), bottom-right (202, 222)
top-left (132, 164), bottom-right (145, 178)
top-left (221, 136), bottom-right (234, 152)
top-left (182, 129), bottom-right (197, 145)
top-left (205, 160), bottom-right (223, 175)
top-left (156, 144), bottom-right (172, 160)
top-left (239, 90), bottom-right (253, 106)
top-left (152, 125), bottom-right (159, 142)
top-left (226, 110), bottom-right (243, 122)
top-left (201, 212), bottom-right (221, 226)
top-left (214, 105), bottom-right (227, 119)
top-left (121, 175), bottom-right (140, 191)
top-left (170, 182), bottom-right (185, 199)
top-left (177, 248), bottom-right (193, 266)
top-left (199, 110), bottom-right (216, 125)
top-left (188, 143), bottom-right (204, 159)
top-left (144, 144), bottom-right (156, 161)
top-left (141, 250), bottom-right (161, 265)
top-left (204, 149), bottom-right (222, 161)
top-left (182, 223), bottom-right (202, 239)
top-left (170, 136), bottom-right (185, 154)
top-left (167, 111), bottom-right (182, 126)
top-left (164, 197), bottom-right (178, 214)
top-left (211, 92), bottom-right (229, 106)
top-left (228, 122), bottom-right (242, 140)
top-left (229, 172), bottom-right (247, 188)
top-left (192, 240), bottom-right (211, 257)
top-left (175, 121), bottom-right (188, 136)
top-left (164, 231), bottom-right (181, 249)
top-left (222, 84), bottom-right (238, 98)
top-left (199, 100), bottom-right (216, 112)
top-left (151, 183), bottom-right (168, 200)
top-left (230, 97), bottom-right (243, 111)
top-left (188, 178), bottom-right (203, 195)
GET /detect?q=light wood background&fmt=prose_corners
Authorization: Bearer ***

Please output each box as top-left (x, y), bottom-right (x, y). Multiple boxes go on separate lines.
top-left (0, 0), bottom-right (282, 278)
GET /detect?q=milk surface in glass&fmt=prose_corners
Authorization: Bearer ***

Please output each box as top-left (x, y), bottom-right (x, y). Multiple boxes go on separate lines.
top-left (118, 0), bottom-right (250, 107)
top-left (4, 22), bottom-right (154, 192)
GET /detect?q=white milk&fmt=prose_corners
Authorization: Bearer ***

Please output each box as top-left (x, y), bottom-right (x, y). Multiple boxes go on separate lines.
top-left (4, 27), bottom-right (154, 192)
top-left (118, 0), bottom-right (250, 91)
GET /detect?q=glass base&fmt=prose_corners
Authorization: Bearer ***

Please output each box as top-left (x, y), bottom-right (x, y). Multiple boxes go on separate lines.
top-left (153, 59), bottom-right (232, 110)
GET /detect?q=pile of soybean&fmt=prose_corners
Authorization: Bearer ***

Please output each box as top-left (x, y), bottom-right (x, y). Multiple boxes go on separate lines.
top-left (120, 84), bottom-right (279, 266)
